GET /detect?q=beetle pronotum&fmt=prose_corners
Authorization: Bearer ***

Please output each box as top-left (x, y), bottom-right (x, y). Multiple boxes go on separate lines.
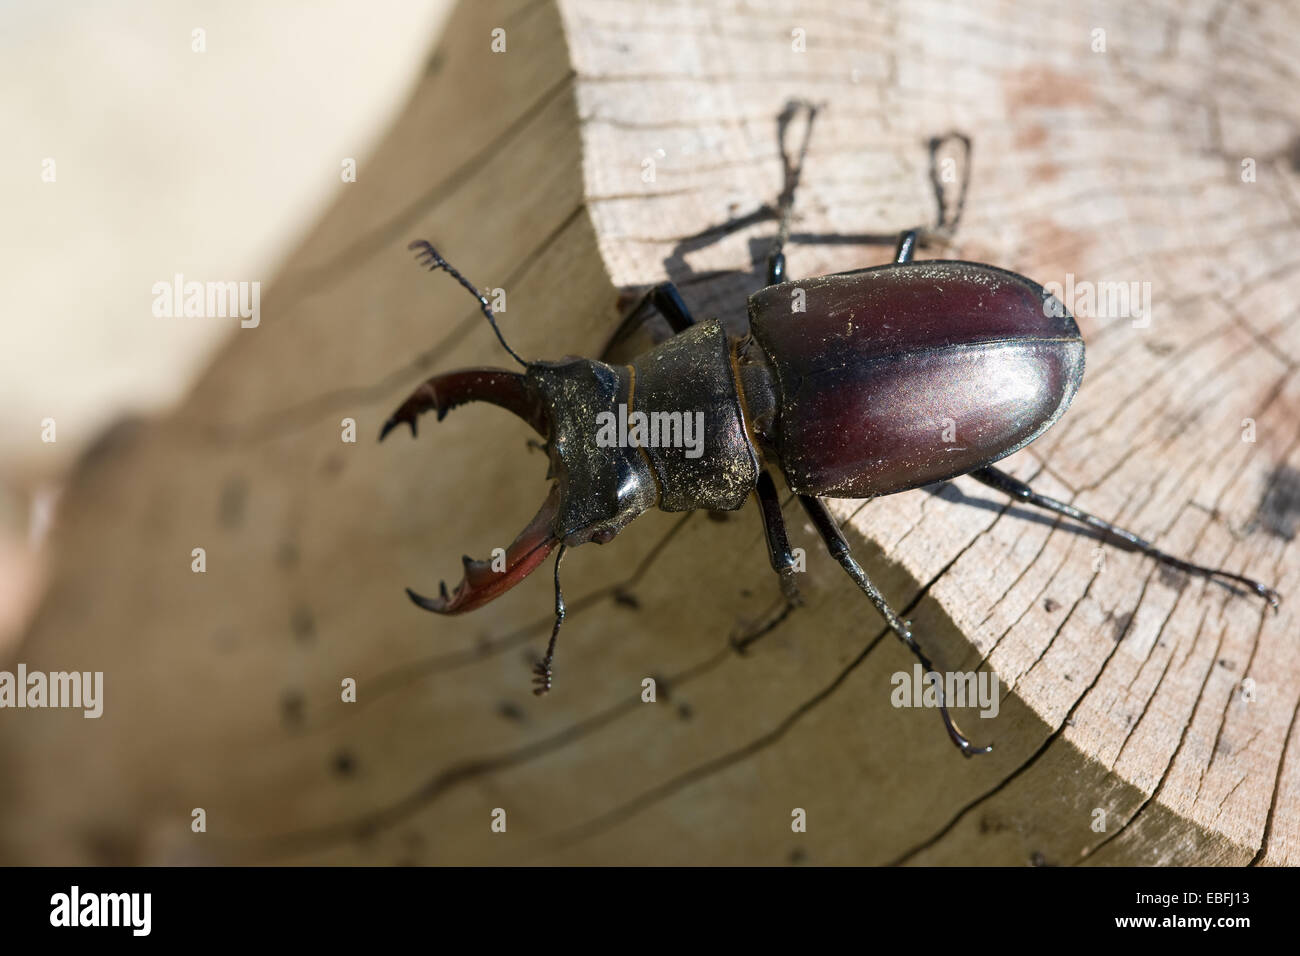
top-left (380, 102), bottom-right (1280, 757)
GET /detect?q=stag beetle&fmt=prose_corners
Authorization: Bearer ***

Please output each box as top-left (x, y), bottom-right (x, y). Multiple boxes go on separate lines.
top-left (380, 103), bottom-right (1280, 757)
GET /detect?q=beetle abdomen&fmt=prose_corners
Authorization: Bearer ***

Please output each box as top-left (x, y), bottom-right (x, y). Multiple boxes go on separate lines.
top-left (747, 261), bottom-right (1084, 498)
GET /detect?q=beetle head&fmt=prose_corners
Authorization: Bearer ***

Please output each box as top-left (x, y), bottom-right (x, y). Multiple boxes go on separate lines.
top-left (380, 358), bottom-right (657, 614)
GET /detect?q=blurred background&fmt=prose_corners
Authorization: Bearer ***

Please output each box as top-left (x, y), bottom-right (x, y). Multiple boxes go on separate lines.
top-left (0, 0), bottom-right (451, 653)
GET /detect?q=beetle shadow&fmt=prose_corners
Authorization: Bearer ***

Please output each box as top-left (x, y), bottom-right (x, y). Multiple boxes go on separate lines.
top-left (649, 100), bottom-right (970, 295)
top-left (609, 101), bottom-right (971, 361)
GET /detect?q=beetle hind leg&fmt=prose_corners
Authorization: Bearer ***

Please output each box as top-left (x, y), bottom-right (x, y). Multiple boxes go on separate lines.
top-left (969, 465), bottom-right (1281, 610)
top-left (799, 494), bottom-right (994, 758)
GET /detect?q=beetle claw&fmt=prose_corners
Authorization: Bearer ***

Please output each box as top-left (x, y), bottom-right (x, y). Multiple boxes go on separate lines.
top-left (382, 365), bottom-right (562, 614)
top-left (1261, 584), bottom-right (1281, 611)
top-left (378, 368), bottom-right (549, 444)
top-left (405, 586), bottom-right (442, 612)
top-left (939, 703), bottom-right (994, 758)
top-left (379, 412), bottom-right (417, 441)
top-left (405, 485), bottom-right (562, 615)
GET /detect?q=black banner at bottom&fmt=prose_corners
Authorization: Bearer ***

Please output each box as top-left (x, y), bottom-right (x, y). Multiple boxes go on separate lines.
top-left (1, 864), bottom-right (1290, 941)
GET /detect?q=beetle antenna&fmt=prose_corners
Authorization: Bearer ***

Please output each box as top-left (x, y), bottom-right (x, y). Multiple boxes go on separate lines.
top-left (408, 240), bottom-right (528, 368)
top-left (532, 544), bottom-right (569, 696)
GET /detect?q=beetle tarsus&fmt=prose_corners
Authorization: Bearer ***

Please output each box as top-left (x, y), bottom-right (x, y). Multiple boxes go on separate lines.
top-left (903, 625), bottom-right (995, 758)
top-left (947, 724), bottom-right (993, 758)
top-left (938, 698), bottom-right (995, 758)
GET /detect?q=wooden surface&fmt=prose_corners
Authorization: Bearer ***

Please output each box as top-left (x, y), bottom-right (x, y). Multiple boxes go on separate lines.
top-left (2, 0), bottom-right (1298, 866)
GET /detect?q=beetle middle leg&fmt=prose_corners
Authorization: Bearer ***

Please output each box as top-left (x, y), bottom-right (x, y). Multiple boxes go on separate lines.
top-left (969, 465), bottom-right (1281, 609)
top-left (892, 230), bottom-right (918, 264)
top-left (798, 494), bottom-right (994, 758)
top-left (755, 471), bottom-right (802, 605)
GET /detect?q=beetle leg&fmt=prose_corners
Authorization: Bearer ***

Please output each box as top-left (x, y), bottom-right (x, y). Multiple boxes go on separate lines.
top-left (646, 282), bottom-right (697, 333)
top-left (602, 282), bottom-right (699, 363)
top-left (755, 471), bottom-right (802, 605)
top-left (893, 230), bottom-right (918, 264)
top-left (798, 494), bottom-right (995, 758)
top-left (969, 465), bottom-right (1282, 610)
top-left (531, 545), bottom-right (569, 695)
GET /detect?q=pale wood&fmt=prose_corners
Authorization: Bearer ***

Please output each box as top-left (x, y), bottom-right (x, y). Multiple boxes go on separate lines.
top-left (2, 0), bottom-right (1298, 866)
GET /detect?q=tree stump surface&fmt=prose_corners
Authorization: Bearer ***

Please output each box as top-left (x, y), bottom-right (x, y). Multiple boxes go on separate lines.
top-left (2, 0), bottom-right (1298, 866)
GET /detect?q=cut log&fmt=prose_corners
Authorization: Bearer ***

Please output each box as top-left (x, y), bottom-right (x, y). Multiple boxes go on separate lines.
top-left (1, 0), bottom-right (1297, 866)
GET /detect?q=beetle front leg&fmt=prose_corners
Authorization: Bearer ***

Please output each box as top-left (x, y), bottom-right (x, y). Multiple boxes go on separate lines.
top-left (645, 282), bottom-right (697, 333)
top-left (602, 281), bottom-right (699, 363)
top-left (616, 281), bottom-right (698, 335)
top-left (969, 465), bottom-right (1281, 609)
top-left (531, 545), bottom-right (569, 696)
top-left (798, 494), bottom-right (994, 758)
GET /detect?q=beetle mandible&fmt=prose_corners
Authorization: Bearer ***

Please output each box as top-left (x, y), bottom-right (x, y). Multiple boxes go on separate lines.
top-left (380, 102), bottom-right (1280, 757)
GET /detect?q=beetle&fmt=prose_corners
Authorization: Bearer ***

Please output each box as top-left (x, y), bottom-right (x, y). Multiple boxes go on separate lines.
top-left (380, 102), bottom-right (1280, 757)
